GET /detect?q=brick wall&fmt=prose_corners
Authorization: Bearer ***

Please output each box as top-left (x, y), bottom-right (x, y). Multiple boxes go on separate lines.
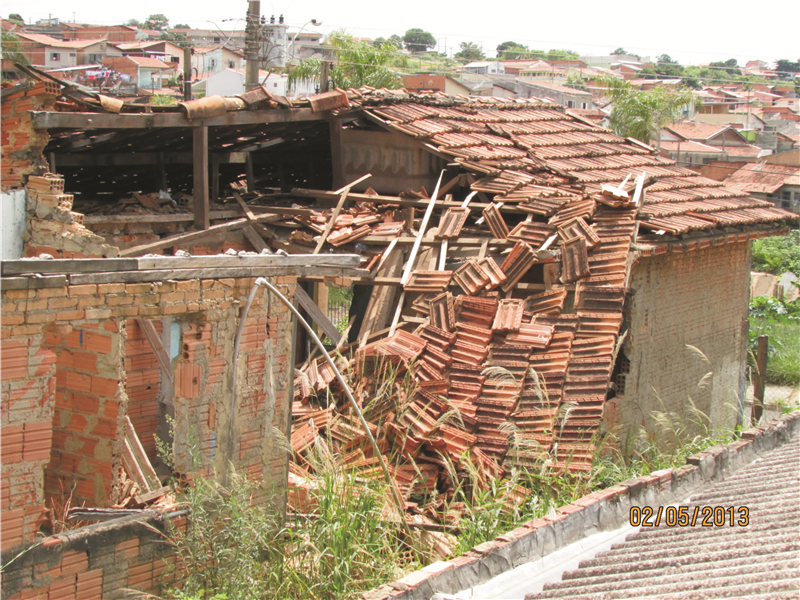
top-left (1, 81), bottom-right (58, 191)
top-left (609, 242), bottom-right (751, 449)
top-left (1, 275), bottom-right (296, 597)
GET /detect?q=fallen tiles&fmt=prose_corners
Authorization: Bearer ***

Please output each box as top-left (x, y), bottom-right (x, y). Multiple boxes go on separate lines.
top-left (477, 256), bottom-right (507, 289)
top-left (574, 284), bottom-right (626, 312)
top-left (505, 322), bottom-right (555, 349)
top-left (451, 340), bottom-right (489, 366)
top-left (455, 322), bottom-right (494, 347)
top-left (429, 292), bottom-right (456, 331)
top-left (482, 203), bottom-right (509, 238)
top-left (453, 259), bottom-right (490, 295)
top-left (378, 330), bottom-right (428, 361)
top-left (415, 324), bottom-right (457, 350)
top-left (549, 198), bottom-right (596, 226)
top-left (405, 270), bottom-right (453, 293)
top-left (492, 299), bottom-right (524, 333)
top-left (560, 236), bottom-right (590, 284)
top-left (450, 364), bottom-right (486, 388)
top-left (419, 345), bottom-right (454, 372)
top-left (518, 196), bottom-right (572, 218)
top-left (523, 288), bottom-right (568, 315)
top-left (528, 351), bottom-right (571, 373)
top-left (487, 344), bottom-right (532, 364)
top-left (570, 335), bottom-right (617, 357)
top-left (534, 313), bottom-right (581, 334)
top-left (576, 312), bottom-right (623, 337)
top-left (411, 292), bottom-right (438, 315)
top-left (500, 241), bottom-right (538, 292)
top-left (436, 207), bottom-right (471, 239)
top-left (557, 216), bottom-right (601, 249)
top-left (508, 221), bottom-right (557, 248)
top-left (587, 252), bottom-right (628, 276)
top-left (456, 295), bottom-right (498, 328)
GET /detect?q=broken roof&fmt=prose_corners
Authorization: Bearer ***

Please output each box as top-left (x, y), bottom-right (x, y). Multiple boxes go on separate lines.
top-left (15, 32), bottom-right (108, 48)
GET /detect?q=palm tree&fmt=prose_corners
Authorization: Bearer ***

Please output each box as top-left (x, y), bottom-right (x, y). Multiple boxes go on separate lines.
top-left (287, 30), bottom-right (401, 93)
top-left (598, 77), bottom-right (695, 149)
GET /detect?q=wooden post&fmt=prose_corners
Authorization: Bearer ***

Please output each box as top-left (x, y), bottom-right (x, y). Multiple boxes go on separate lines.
top-left (211, 154), bottom-right (220, 200)
top-left (329, 117), bottom-right (345, 191)
top-left (183, 46), bottom-right (192, 101)
top-left (320, 61), bottom-right (330, 92)
top-left (193, 126), bottom-right (210, 230)
top-left (751, 334), bottom-right (768, 424)
top-left (245, 153), bottom-right (255, 193)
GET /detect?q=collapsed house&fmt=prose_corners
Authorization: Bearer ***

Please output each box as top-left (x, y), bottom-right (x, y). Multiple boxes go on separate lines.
top-left (1, 77), bottom-right (798, 597)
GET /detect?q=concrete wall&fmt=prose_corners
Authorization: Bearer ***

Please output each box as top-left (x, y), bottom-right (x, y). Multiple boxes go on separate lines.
top-left (1, 190), bottom-right (26, 259)
top-left (610, 242), bottom-right (751, 449)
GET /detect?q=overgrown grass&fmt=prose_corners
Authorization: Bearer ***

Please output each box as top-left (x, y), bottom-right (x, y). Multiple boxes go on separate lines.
top-left (162, 440), bottom-right (416, 600)
top-left (752, 230), bottom-right (800, 276)
top-left (750, 317), bottom-right (800, 386)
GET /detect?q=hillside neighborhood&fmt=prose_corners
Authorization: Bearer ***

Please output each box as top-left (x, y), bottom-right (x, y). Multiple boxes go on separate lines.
top-left (1, 6), bottom-right (799, 600)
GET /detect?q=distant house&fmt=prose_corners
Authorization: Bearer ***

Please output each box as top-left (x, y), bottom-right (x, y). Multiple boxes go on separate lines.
top-left (64, 25), bottom-right (146, 43)
top-left (402, 74), bottom-right (471, 96)
top-left (102, 55), bottom-right (174, 91)
top-left (463, 61), bottom-right (505, 75)
top-left (114, 41), bottom-right (185, 72)
top-left (15, 33), bottom-right (117, 69)
top-left (725, 154), bottom-right (800, 214)
top-left (518, 62), bottom-right (568, 84)
top-left (514, 80), bottom-right (594, 109)
top-left (662, 123), bottom-right (765, 163)
top-left (192, 46), bottom-right (245, 76)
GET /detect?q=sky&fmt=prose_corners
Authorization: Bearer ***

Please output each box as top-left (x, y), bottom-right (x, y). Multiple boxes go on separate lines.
top-left (7, 0), bottom-right (800, 67)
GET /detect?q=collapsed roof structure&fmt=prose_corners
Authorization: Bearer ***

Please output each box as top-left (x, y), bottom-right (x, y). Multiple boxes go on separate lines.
top-left (1, 75), bottom-right (798, 595)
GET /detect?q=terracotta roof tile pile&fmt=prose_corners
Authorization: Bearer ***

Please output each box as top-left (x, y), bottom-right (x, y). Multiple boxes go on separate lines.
top-left (283, 90), bottom-right (797, 527)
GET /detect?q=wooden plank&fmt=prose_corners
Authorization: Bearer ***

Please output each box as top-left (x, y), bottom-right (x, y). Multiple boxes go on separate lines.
top-left (30, 107), bottom-right (332, 129)
top-left (358, 245), bottom-right (405, 347)
top-left (293, 284), bottom-right (341, 345)
top-left (55, 152), bottom-right (250, 167)
top-left (751, 334), bottom-right (768, 425)
top-left (82, 211), bottom-right (244, 225)
top-left (69, 266), bottom-right (370, 285)
top-left (193, 126), bottom-right (210, 230)
top-left (233, 191), bottom-right (258, 221)
top-left (2, 259), bottom-right (137, 275)
top-left (123, 416), bottom-right (160, 493)
top-left (243, 225), bottom-right (269, 252)
top-left (136, 318), bottom-right (174, 384)
top-left (401, 171), bottom-right (445, 286)
top-left (0, 274), bottom-right (68, 289)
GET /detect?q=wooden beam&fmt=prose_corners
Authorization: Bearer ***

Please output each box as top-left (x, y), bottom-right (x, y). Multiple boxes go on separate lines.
top-left (242, 225), bottom-right (268, 252)
top-left (211, 154), bottom-right (220, 200)
top-left (54, 152), bottom-right (250, 167)
top-left (245, 153), bottom-right (255, 193)
top-left (401, 171), bottom-right (445, 286)
top-left (193, 126), bottom-right (210, 230)
top-left (136, 318), bottom-right (174, 384)
top-left (68, 265), bottom-right (370, 285)
top-left (329, 117), bottom-right (345, 190)
top-left (30, 107), bottom-right (337, 129)
top-left (293, 284), bottom-right (341, 345)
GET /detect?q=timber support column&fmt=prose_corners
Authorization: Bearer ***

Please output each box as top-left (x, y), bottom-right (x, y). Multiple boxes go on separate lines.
top-left (329, 117), bottom-right (345, 191)
top-left (193, 126), bottom-right (210, 230)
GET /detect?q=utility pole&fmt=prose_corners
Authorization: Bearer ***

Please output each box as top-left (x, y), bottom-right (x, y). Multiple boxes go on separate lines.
top-left (245, 1), bottom-right (261, 90)
top-left (320, 61), bottom-right (330, 92)
top-left (183, 46), bottom-right (192, 101)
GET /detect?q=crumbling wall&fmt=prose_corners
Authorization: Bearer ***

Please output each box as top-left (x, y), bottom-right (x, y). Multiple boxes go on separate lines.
top-left (24, 174), bottom-right (119, 258)
top-left (609, 241), bottom-right (751, 449)
top-left (1, 275), bottom-right (296, 598)
top-left (0, 81), bottom-right (58, 191)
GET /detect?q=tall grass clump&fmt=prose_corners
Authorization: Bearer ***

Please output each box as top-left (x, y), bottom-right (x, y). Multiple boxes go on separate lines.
top-left (160, 435), bottom-right (415, 600)
top-left (749, 295), bottom-right (800, 387)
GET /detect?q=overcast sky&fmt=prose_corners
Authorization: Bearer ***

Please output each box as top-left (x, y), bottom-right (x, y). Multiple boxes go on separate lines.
top-left (8, 0), bottom-right (799, 66)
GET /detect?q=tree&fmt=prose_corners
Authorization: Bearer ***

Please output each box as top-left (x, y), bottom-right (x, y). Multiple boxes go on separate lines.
top-left (288, 30), bottom-right (401, 93)
top-left (498, 44), bottom-right (531, 60)
top-left (710, 58), bottom-right (740, 76)
top-left (611, 47), bottom-right (628, 55)
top-left (387, 34), bottom-right (403, 49)
top-left (598, 76), bottom-right (694, 147)
top-left (174, 23), bottom-right (190, 29)
top-left (143, 14), bottom-right (169, 31)
top-left (126, 19), bottom-right (142, 27)
top-left (775, 59), bottom-right (800, 80)
top-left (455, 42), bottom-right (484, 62)
top-left (159, 31), bottom-right (192, 47)
top-left (402, 28), bottom-right (436, 52)
top-left (8, 13), bottom-right (23, 24)
top-left (564, 73), bottom-right (588, 92)
top-left (1, 32), bottom-right (29, 67)
top-left (656, 54), bottom-right (676, 64)
top-left (496, 41), bottom-right (524, 57)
